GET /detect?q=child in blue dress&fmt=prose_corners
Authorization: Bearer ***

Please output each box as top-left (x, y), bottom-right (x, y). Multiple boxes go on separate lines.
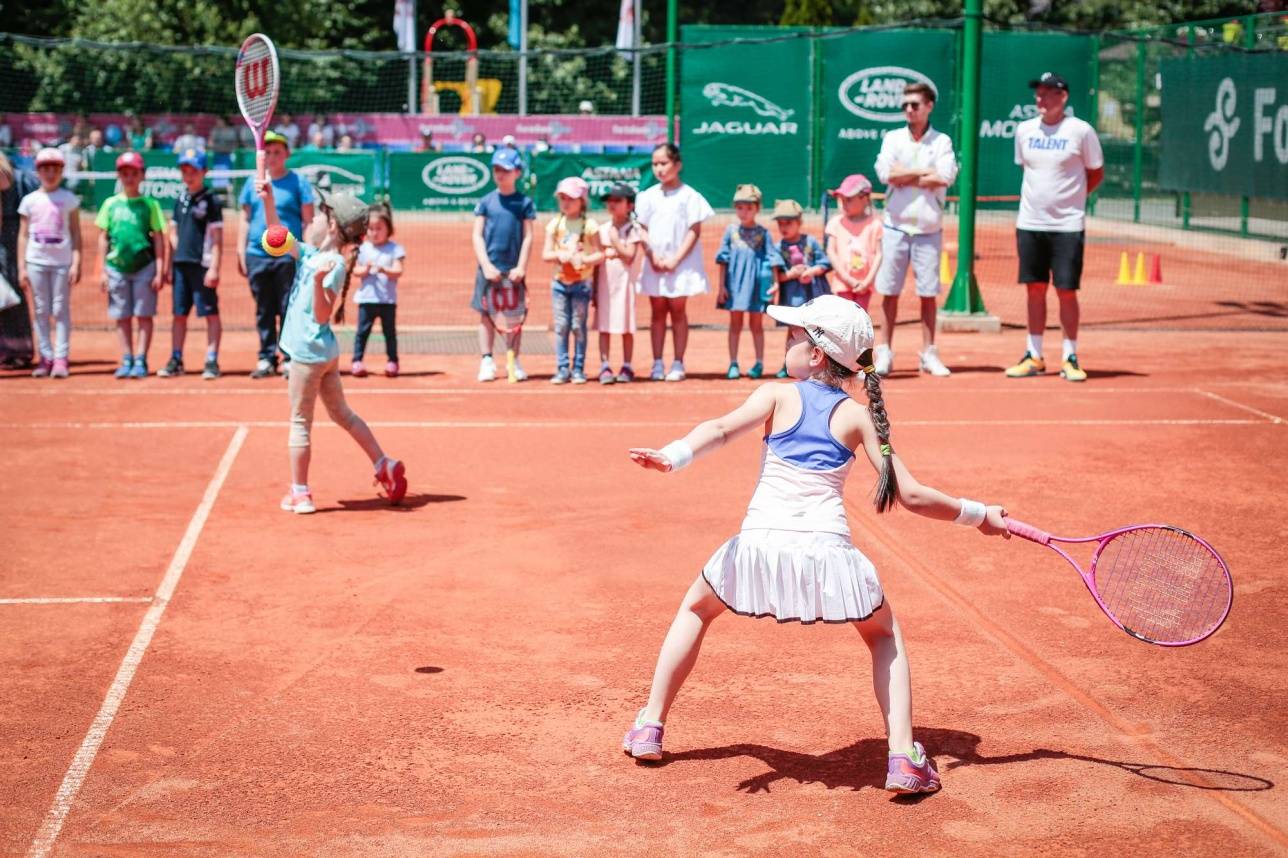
top-left (715, 184), bottom-right (784, 380)
top-left (772, 198), bottom-right (831, 377)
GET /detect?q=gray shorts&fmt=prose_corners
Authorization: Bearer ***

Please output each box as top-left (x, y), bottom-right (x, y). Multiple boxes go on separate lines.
top-left (875, 226), bottom-right (942, 298)
top-left (106, 262), bottom-right (158, 319)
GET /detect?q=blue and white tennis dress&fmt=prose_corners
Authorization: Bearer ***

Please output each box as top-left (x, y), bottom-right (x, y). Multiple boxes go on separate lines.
top-left (702, 379), bottom-right (885, 624)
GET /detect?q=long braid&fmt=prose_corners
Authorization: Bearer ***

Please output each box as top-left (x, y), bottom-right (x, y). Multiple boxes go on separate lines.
top-left (858, 347), bottom-right (899, 512)
top-left (331, 243), bottom-right (359, 325)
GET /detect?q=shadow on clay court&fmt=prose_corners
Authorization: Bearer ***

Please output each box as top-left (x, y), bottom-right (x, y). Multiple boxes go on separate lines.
top-left (0, 358), bottom-right (117, 379)
top-left (323, 493), bottom-right (466, 513)
top-left (658, 726), bottom-right (1273, 796)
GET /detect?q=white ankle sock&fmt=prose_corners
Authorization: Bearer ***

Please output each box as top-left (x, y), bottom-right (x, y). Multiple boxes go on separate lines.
top-left (1027, 333), bottom-right (1043, 358)
top-left (1062, 338), bottom-right (1076, 361)
top-left (373, 456), bottom-right (388, 474)
top-left (291, 483), bottom-right (309, 495)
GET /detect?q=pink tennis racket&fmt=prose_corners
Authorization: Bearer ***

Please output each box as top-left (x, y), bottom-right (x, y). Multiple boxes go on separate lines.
top-left (235, 33), bottom-right (281, 183)
top-left (1006, 519), bottom-right (1232, 646)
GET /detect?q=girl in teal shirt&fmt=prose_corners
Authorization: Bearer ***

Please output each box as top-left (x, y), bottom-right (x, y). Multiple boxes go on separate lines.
top-left (256, 180), bottom-right (408, 514)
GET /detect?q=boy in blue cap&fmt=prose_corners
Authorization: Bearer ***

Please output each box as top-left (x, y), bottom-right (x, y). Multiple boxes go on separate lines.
top-left (160, 148), bottom-right (224, 378)
top-left (470, 147), bottom-right (535, 382)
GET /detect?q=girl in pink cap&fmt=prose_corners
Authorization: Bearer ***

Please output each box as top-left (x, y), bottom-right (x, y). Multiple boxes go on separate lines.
top-left (824, 173), bottom-right (883, 312)
top-left (542, 176), bottom-right (604, 384)
top-left (621, 294), bottom-right (1010, 794)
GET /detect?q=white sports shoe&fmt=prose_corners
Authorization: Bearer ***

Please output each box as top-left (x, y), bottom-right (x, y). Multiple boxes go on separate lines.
top-left (280, 491), bottom-right (316, 514)
top-left (874, 344), bottom-right (893, 377)
top-left (511, 360), bottom-right (529, 382)
top-left (665, 361), bottom-right (686, 382)
top-left (477, 355), bottom-right (497, 382)
top-left (650, 360), bottom-right (666, 381)
top-left (919, 345), bottom-right (951, 377)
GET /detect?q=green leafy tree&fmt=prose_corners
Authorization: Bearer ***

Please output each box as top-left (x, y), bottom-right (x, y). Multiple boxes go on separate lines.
top-left (781, 0), bottom-right (834, 26)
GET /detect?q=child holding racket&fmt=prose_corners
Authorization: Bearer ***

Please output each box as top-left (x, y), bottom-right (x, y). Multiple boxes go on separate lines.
top-left (542, 176), bottom-right (603, 384)
top-left (824, 174), bottom-right (882, 312)
top-left (594, 182), bottom-right (642, 384)
top-left (350, 203), bottom-right (404, 378)
top-left (624, 294), bottom-right (1009, 793)
top-left (715, 184), bottom-right (783, 380)
top-left (471, 147), bottom-right (535, 383)
top-left (255, 180), bottom-right (407, 514)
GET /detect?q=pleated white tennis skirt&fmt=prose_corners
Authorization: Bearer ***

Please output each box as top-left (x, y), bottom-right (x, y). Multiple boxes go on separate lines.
top-left (701, 529), bottom-right (885, 624)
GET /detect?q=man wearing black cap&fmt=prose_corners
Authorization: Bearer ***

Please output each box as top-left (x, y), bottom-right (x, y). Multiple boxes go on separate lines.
top-left (1007, 71), bottom-right (1103, 383)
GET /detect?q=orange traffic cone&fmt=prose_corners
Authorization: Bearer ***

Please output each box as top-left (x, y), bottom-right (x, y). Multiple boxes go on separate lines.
top-left (1116, 251), bottom-right (1132, 285)
top-left (1147, 253), bottom-right (1164, 284)
top-left (939, 250), bottom-right (952, 286)
top-left (1132, 252), bottom-right (1147, 285)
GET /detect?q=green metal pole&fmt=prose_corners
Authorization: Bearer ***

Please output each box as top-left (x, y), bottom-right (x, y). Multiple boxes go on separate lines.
top-left (1181, 25), bottom-right (1193, 229)
top-left (942, 0), bottom-right (987, 317)
top-left (809, 29), bottom-right (824, 211)
top-left (1240, 14), bottom-right (1254, 236)
top-left (1132, 37), bottom-right (1145, 224)
top-left (1089, 34), bottom-right (1100, 216)
top-left (665, 0), bottom-right (677, 145)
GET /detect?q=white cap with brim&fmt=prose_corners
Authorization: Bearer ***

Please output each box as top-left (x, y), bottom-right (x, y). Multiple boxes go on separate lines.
top-left (766, 295), bottom-right (875, 372)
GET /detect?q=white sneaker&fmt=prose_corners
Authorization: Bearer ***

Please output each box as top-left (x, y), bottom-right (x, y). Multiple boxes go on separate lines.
top-left (919, 345), bottom-right (951, 377)
top-left (477, 355), bottom-right (497, 382)
top-left (280, 491), bottom-right (316, 514)
top-left (665, 361), bottom-right (686, 382)
top-left (511, 360), bottom-right (528, 382)
top-left (650, 360), bottom-right (666, 381)
top-left (874, 344), bottom-right (893, 377)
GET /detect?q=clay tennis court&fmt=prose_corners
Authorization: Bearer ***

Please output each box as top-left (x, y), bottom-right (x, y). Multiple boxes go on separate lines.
top-left (3, 214), bottom-right (1287, 855)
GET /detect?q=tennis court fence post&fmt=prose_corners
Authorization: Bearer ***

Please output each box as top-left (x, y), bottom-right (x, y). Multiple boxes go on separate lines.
top-left (665, 0), bottom-right (677, 145)
top-left (939, 0), bottom-right (1000, 333)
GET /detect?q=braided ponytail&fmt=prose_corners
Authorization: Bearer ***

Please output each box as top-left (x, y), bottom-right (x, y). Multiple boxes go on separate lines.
top-left (858, 347), bottom-right (899, 512)
top-left (331, 243), bottom-right (359, 325)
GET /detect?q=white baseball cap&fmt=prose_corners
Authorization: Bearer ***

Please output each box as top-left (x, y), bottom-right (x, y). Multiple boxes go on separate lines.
top-left (767, 295), bottom-right (875, 371)
top-left (35, 147), bottom-right (65, 166)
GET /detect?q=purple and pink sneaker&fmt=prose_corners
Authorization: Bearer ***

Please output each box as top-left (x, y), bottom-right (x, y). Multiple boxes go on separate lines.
top-left (622, 709), bottom-right (664, 761)
top-left (885, 742), bottom-right (941, 794)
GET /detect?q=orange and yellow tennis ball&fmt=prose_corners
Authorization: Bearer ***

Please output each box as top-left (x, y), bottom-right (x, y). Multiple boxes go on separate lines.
top-left (261, 224), bottom-right (296, 257)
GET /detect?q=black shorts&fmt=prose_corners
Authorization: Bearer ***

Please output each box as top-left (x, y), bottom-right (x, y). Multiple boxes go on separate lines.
top-left (172, 262), bottom-right (220, 317)
top-left (1016, 229), bottom-right (1084, 290)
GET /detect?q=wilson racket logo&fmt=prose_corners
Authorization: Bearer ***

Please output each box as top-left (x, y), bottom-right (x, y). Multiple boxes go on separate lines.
top-left (489, 284), bottom-right (522, 312)
top-left (240, 59), bottom-right (272, 100)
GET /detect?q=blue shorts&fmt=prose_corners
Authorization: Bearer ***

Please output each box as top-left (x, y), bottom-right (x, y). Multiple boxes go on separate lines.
top-left (172, 262), bottom-right (220, 317)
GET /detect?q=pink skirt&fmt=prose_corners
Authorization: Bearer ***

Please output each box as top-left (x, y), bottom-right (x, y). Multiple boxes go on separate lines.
top-left (595, 267), bottom-right (637, 334)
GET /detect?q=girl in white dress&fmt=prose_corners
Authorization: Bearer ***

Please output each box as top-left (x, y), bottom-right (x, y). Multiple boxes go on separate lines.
top-left (623, 294), bottom-right (1010, 793)
top-left (634, 143), bottom-right (714, 382)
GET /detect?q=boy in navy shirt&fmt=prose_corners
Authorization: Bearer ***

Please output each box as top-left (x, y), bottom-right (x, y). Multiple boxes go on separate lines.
top-left (160, 149), bottom-right (223, 379)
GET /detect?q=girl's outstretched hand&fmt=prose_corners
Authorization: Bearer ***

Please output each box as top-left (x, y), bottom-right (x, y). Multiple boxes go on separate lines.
top-left (979, 505), bottom-right (1011, 538)
top-left (628, 448), bottom-right (673, 473)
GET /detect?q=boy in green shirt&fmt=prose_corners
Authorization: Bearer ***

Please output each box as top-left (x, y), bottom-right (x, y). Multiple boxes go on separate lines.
top-left (96, 151), bottom-right (167, 378)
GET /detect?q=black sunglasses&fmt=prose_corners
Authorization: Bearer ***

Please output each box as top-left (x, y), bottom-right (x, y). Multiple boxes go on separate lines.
top-left (902, 102), bottom-right (925, 110)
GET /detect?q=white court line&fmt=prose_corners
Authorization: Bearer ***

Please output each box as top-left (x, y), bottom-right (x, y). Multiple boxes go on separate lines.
top-left (0, 417), bottom-right (1273, 431)
top-left (27, 425), bottom-right (248, 858)
top-left (0, 597), bottom-right (152, 606)
top-left (1194, 389), bottom-right (1285, 424)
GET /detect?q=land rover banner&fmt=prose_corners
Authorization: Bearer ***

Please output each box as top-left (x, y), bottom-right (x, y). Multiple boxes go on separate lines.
top-left (820, 29), bottom-right (957, 200)
top-left (286, 151), bottom-right (378, 202)
top-left (680, 25), bottom-right (814, 207)
top-left (1160, 52), bottom-right (1288, 200)
top-left (387, 152), bottom-right (497, 211)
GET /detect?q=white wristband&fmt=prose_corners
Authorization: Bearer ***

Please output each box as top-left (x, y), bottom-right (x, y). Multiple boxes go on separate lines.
top-left (954, 498), bottom-right (987, 527)
top-left (660, 440), bottom-right (694, 472)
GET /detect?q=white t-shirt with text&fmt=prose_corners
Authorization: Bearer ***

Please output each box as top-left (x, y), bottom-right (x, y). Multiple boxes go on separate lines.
top-left (1014, 115), bottom-right (1104, 232)
top-left (18, 187), bottom-right (80, 267)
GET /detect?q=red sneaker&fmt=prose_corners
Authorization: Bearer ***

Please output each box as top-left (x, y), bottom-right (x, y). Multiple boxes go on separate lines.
top-left (351, 360), bottom-right (368, 378)
top-left (375, 457), bottom-right (407, 504)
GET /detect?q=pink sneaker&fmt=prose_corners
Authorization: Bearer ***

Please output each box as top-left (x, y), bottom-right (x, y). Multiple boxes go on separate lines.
top-left (621, 709), bottom-right (664, 761)
top-left (31, 359), bottom-right (52, 378)
top-left (280, 491), bottom-right (316, 514)
top-left (351, 360), bottom-right (368, 377)
top-left (385, 361), bottom-right (399, 378)
top-left (885, 742), bottom-right (941, 794)
top-left (51, 358), bottom-right (70, 378)
top-left (374, 457), bottom-right (408, 505)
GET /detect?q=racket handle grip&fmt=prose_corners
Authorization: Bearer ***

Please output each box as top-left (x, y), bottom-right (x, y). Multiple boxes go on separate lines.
top-left (256, 149), bottom-right (266, 183)
top-left (1005, 518), bottom-right (1052, 545)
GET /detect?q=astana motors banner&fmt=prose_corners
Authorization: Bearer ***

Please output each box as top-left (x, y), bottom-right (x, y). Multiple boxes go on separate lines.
top-left (680, 26), bottom-right (814, 207)
top-left (976, 32), bottom-right (1094, 200)
top-left (1160, 52), bottom-right (1288, 201)
top-left (820, 29), bottom-right (956, 200)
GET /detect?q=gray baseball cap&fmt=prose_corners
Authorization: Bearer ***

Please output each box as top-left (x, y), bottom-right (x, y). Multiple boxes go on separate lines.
top-left (317, 188), bottom-right (369, 242)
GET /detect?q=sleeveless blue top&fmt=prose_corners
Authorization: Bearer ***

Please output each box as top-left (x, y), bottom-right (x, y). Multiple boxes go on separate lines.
top-left (765, 380), bottom-right (855, 470)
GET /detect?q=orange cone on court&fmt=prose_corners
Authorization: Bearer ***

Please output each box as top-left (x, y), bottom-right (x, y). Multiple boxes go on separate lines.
top-left (939, 250), bottom-right (952, 286)
top-left (1116, 251), bottom-right (1133, 285)
top-left (1147, 253), bottom-right (1164, 285)
top-left (1132, 252), bottom-right (1147, 285)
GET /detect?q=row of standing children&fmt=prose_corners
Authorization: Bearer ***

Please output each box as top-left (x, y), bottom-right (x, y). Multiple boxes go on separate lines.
top-left (716, 173), bottom-right (884, 380)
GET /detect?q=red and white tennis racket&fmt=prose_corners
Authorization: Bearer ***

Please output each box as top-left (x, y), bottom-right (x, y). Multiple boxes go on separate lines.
top-left (486, 278), bottom-right (527, 383)
top-left (235, 33), bottom-right (281, 183)
top-left (1007, 519), bottom-right (1232, 646)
